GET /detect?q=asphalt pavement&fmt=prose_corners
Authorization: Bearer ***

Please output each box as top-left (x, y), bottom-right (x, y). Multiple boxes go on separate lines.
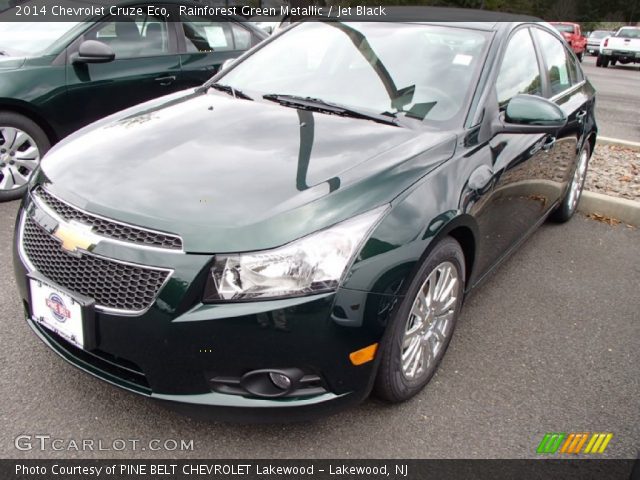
top-left (1, 199), bottom-right (638, 459)
top-left (581, 54), bottom-right (640, 143)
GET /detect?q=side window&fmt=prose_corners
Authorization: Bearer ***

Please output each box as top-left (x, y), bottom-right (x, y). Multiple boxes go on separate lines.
top-left (230, 23), bottom-right (252, 50)
top-left (566, 51), bottom-right (583, 85)
top-left (181, 18), bottom-right (233, 52)
top-left (535, 29), bottom-right (573, 96)
top-left (89, 14), bottom-right (170, 59)
top-left (180, 18), bottom-right (253, 53)
top-left (496, 29), bottom-right (542, 107)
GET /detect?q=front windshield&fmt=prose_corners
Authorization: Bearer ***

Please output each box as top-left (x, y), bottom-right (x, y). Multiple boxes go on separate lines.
top-left (0, 22), bottom-right (81, 56)
top-left (218, 22), bottom-right (490, 124)
top-left (616, 28), bottom-right (640, 39)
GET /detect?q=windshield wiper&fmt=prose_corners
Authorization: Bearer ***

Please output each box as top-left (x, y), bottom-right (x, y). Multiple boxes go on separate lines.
top-left (208, 83), bottom-right (253, 101)
top-left (262, 94), bottom-right (399, 126)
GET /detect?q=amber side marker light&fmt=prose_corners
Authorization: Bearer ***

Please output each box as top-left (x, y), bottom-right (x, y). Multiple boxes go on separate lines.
top-left (349, 343), bottom-right (378, 366)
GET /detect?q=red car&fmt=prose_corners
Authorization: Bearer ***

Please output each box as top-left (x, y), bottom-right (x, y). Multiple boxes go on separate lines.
top-left (550, 22), bottom-right (587, 61)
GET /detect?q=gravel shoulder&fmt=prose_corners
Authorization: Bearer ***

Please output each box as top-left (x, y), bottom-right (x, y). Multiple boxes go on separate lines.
top-left (585, 144), bottom-right (640, 202)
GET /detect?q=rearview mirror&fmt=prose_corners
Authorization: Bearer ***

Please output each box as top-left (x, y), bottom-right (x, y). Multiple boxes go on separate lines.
top-left (71, 40), bottom-right (115, 64)
top-left (498, 94), bottom-right (567, 134)
top-left (221, 58), bottom-right (237, 71)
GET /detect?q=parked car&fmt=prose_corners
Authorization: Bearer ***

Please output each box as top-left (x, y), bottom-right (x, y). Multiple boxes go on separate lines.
top-left (0, 0), bottom-right (267, 201)
top-left (14, 20), bottom-right (596, 420)
top-left (596, 26), bottom-right (640, 68)
top-left (586, 30), bottom-right (613, 55)
top-left (550, 22), bottom-right (586, 61)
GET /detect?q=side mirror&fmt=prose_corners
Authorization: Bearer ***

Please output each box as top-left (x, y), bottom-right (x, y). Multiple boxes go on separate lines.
top-left (221, 58), bottom-right (237, 71)
top-left (71, 40), bottom-right (115, 64)
top-left (497, 94), bottom-right (567, 134)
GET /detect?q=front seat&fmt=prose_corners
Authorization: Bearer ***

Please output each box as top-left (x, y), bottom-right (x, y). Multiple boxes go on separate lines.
top-left (144, 23), bottom-right (164, 55)
top-left (112, 20), bottom-right (143, 58)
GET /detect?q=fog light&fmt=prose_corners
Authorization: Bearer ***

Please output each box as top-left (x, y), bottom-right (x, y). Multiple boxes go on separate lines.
top-left (269, 372), bottom-right (292, 390)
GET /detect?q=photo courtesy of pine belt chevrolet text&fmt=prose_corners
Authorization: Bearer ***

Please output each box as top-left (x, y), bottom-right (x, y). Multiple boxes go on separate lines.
top-left (11, 19), bottom-right (597, 420)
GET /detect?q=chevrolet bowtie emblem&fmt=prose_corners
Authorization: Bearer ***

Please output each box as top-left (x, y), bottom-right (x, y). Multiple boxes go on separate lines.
top-left (53, 220), bottom-right (101, 256)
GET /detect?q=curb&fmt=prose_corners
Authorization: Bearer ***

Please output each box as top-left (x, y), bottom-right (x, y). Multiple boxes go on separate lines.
top-left (578, 191), bottom-right (640, 226)
top-left (596, 137), bottom-right (640, 150)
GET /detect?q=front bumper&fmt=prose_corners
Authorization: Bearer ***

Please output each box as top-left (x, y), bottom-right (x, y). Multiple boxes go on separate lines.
top-left (24, 313), bottom-right (369, 422)
top-left (13, 195), bottom-right (400, 420)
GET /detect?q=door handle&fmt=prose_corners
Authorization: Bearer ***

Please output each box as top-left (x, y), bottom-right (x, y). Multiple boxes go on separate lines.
top-left (576, 110), bottom-right (587, 122)
top-left (542, 136), bottom-right (556, 152)
top-left (155, 75), bottom-right (176, 86)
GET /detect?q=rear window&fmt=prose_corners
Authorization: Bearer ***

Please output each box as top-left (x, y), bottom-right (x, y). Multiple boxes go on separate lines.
top-left (615, 28), bottom-right (640, 39)
top-left (553, 24), bottom-right (575, 34)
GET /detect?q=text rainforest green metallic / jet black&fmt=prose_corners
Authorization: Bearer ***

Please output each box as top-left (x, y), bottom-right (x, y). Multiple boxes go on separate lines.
top-left (14, 19), bottom-right (597, 421)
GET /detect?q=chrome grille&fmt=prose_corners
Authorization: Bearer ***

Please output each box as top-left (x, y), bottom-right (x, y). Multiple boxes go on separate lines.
top-left (21, 216), bottom-right (170, 313)
top-left (34, 187), bottom-right (183, 250)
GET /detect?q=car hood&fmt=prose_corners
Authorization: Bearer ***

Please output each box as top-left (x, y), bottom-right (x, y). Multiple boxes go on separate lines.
top-left (40, 90), bottom-right (456, 253)
top-left (0, 56), bottom-right (26, 70)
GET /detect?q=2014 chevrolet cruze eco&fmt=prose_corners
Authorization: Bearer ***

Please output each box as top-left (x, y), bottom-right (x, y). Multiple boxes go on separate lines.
top-left (14, 21), bottom-right (596, 420)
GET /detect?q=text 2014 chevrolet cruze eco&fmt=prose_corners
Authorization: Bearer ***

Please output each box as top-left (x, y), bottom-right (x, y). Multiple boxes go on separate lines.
top-left (14, 20), bottom-right (596, 420)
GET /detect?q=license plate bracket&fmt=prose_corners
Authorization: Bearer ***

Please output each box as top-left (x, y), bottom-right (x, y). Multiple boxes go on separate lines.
top-left (27, 272), bottom-right (97, 350)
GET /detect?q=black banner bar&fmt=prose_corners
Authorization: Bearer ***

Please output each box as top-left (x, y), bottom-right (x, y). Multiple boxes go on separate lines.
top-left (2, 459), bottom-right (639, 480)
top-left (0, 2), bottom-right (639, 22)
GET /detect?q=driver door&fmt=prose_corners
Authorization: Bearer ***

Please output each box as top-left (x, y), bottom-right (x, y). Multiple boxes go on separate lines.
top-left (61, 8), bottom-right (181, 135)
top-left (472, 27), bottom-right (555, 276)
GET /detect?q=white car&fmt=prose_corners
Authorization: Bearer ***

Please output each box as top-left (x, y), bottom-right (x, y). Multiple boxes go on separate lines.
top-left (596, 26), bottom-right (640, 68)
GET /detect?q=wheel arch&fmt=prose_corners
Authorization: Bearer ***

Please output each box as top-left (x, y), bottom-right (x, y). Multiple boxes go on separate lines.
top-left (424, 214), bottom-right (478, 290)
top-left (0, 99), bottom-right (59, 145)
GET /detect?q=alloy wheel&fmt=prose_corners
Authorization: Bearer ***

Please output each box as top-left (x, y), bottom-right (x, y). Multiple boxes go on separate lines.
top-left (0, 126), bottom-right (41, 192)
top-left (567, 148), bottom-right (589, 214)
top-left (401, 261), bottom-right (460, 381)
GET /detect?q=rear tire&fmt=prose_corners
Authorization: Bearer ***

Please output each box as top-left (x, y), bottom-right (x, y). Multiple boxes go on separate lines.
top-left (550, 142), bottom-right (590, 223)
top-left (601, 56), bottom-right (610, 68)
top-left (577, 51), bottom-right (583, 62)
top-left (0, 112), bottom-right (50, 202)
top-left (596, 55), bottom-right (602, 67)
top-left (374, 237), bottom-right (465, 403)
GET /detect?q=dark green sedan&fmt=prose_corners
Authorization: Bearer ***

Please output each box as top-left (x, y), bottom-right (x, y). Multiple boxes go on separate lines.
top-left (0, 1), bottom-right (266, 200)
top-left (14, 20), bottom-right (596, 421)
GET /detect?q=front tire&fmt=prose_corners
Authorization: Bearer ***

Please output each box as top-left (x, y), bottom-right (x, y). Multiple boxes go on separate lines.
top-left (374, 237), bottom-right (465, 403)
top-left (550, 142), bottom-right (590, 223)
top-left (0, 112), bottom-right (50, 202)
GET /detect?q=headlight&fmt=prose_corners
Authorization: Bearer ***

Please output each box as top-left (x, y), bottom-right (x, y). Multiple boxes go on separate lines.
top-left (203, 206), bottom-right (388, 302)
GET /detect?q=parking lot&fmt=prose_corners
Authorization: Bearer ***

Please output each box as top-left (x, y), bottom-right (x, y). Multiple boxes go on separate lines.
top-left (581, 54), bottom-right (640, 142)
top-left (1, 198), bottom-right (638, 459)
